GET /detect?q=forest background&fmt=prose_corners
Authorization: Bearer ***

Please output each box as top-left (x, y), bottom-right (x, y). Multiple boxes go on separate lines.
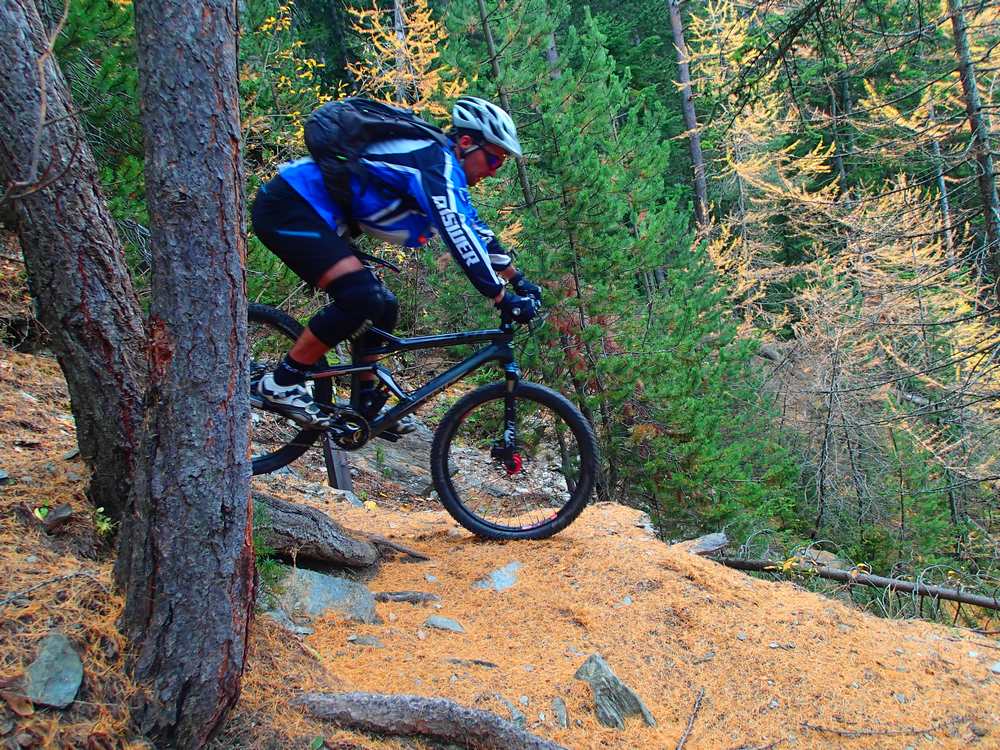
top-left (20, 0), bottom-right (1000, 622)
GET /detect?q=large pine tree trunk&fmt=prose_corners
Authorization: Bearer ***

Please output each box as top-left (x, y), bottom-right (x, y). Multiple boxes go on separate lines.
top-left (668, 0), bottom-right (709, 228)
top-left (0, 0), bottom-right (146, 521)
top-left (947, 0), bottom-right (1000, 282)
top-left (113, 0), bottom-right (253, 745)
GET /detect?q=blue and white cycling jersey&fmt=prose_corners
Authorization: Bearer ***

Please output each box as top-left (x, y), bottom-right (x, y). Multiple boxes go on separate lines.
top-left (278, 137), bottom-right (510, 298)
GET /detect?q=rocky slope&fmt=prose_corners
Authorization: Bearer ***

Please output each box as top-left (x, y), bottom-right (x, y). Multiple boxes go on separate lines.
top-left (1, 347), bottom-right (998, 749)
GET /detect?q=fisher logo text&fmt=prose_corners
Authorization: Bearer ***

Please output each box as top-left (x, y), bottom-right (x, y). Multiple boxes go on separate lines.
top-left (432, 195), bottom-right (481, 266)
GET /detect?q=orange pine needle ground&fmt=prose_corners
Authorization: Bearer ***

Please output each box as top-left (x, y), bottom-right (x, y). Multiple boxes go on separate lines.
top-left (2, 346), bottom-right (998, 749)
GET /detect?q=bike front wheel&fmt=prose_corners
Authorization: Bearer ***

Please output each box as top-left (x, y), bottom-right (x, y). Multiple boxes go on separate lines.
top-left (430, 381), bottom-right (599, 540)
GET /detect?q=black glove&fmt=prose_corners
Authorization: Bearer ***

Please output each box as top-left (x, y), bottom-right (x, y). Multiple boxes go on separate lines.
top-left (496, 291), bottom-right (540, 323)
top-left (510, 271), bottom-right (542, 302)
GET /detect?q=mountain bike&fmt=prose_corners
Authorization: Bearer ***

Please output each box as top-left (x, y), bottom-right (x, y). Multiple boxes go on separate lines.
top-left (248, 303), bottom-right (599, 540)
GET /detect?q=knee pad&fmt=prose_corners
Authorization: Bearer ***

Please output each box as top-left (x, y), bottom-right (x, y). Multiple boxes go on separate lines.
top-left (375, 288), bottom-right (399, 332)
top-left (307, 270), bottom-right (388, 347)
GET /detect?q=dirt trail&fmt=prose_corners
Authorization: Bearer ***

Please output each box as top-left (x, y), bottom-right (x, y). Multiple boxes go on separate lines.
top-left (1, 348), bottom-right (998, 749)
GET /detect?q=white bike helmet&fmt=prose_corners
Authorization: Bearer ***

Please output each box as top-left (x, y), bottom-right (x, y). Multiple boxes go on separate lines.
top-left (452, 96), bottom-right (523, 158)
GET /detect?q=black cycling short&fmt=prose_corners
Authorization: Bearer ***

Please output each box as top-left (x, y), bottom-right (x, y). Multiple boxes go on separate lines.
top-left (251, 174), bottom-right (355, 287)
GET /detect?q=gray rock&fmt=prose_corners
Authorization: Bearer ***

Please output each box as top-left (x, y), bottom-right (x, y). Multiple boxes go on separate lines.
top-left (274, 566), bottom-right (379, 624)
top-left (424, 615), bottom-right (464, 633)
top-left (65, 472), bottom-right (82, 482)
top-left (42, 504), bottom-right (74, 533)
top-left (574, 653), bottom-right (656, 728)
top-left (0, 469), bottom-right (8, 485)
top-left (334, 489), bottom-right (364, 507)
top-left (497, 696), bottom-right (526, 727)
top-left (518, 695), bottom-right (530, 706)
top-left (24, 633), bottom-right (83, 708)
top-left (687, 532), bottom-right (728, 556)
top-left (62, 448), bottom-right (80, 460)
top-left (263, 608), bottom-right (314, 636)
top-left (347, 634), bottom-right (385, 648)
top-left (473, 562), bottom-right (522, 592)
top-left (990, 661), bottom-right (1000, 675)
top-left (354, 420), bottom-right (434, 495)
top-left (551, 697), bottom-right (569, 728)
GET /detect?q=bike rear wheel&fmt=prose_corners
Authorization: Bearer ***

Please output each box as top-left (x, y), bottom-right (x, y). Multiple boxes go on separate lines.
top-left (430, 381), bottom-right (599, 540)
top-left (248, 303), bottom-right (333, 475)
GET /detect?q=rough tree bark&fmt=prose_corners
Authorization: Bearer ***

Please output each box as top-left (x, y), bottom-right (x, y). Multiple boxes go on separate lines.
top-left (0, 0), bottom-right (146, 521)
top-left (113, 0), bottom-right (254, 746)
top-left (947, 0), bottom-right (1000, 282)
top-left (668, 0), bottom-right (709, 228)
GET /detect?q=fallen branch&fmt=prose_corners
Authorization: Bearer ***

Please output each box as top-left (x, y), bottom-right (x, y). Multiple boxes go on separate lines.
top-left (801, 715), bottom-right (967, 738)
top-left (0, 570), bottom-right (102, 608)
top-left (675, 688), bottom-right (705, 750)
top-left (295, 692), bottom-right (566, 750)
top-left (714, 558), bottom-right (1000, 610)
top-left (366, 534), bottom-right (431, 561)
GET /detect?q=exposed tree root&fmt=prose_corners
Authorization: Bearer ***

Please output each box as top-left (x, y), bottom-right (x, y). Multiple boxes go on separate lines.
top-left (295, 692), bottom-right (567, 750)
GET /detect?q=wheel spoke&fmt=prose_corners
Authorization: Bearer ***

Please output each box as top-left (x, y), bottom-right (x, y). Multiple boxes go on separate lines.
top-left (442, 393), bottom-right (585, 533)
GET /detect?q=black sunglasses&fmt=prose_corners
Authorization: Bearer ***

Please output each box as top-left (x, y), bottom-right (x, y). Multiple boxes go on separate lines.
top-left (465, 142), bottom-right (506, 170)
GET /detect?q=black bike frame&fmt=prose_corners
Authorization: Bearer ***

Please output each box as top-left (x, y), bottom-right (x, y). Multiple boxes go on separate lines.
top-left (306, 321), bottom-right (521, 440)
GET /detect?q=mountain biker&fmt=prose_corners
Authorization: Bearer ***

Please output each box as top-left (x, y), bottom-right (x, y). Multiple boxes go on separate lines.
top-left (251, 96), bottom-right (543, 430)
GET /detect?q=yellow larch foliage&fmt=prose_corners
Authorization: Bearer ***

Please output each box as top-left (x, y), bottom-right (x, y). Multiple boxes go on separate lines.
top-left (347, 0), bottom-right (466, 119)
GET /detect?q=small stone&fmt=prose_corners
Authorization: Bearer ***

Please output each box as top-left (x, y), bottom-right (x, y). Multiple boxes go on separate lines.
top-left (24, 633), bottom-right (83, 708)
top-left (621, 596), bottom-right (633, 606)
top-left (472, 562), bottom-right (522, 592)
top-left (425, 574), bottom-right (438, 583)
top-left (769, 642), bottom-right (781, 649)
top-left (737, 632), bottom-right (747, 641)
top-left (42, 504), bottom-right (74, 533)
top-left (693, 651), bottom-right (715, 664)
top-left (968, 651), bottom-right (979, 658)
top-left (519, 695), bottom-right (530, 706)
top-left (551, 697), bottom-right (569, 728)
top-left (539, 712), bottom-right (546, 722)
top-left (0, 470), bottom-right (9, 485)
top-left (971, 724), bottom-right (988, 737)
top-left (686, 532), bottom-right (728, 556)
top-left (574, 653), bottom-right (656, 728)
top-left (417, 629), bottom-right (427, 640)
top-left (837, 624), bottom-right (852, 634)
top-left (347, 635), bottom-right (384, 648)
top-left (388, 613), bottom-right (397, 623)
top-left (895, 648), bottom-right (904, 655)
top-left (894, 693), bottom-right (907, 704)
top-left (989, 662), bottom-right (1000, 674)
top-left (450, 674), bottom-right (458, 684)
top-left (768, 698), bottom-right (779, 709)
top-left (19, 390), bottom-right (37, 403)
top-left (62, 448), bottom-right (80, 460)
top-left (849, 682), bottom-right (860, 689)
top-left (263, 609), bottom-right (314, 636)
top-left (424, 615), bottom-right (464, 633)
top-left (25, 555), bottom-right (38, 564)
top-left (523, 664), bottom-right (535, 672)
top-left (65, 472), bottom-right (81, 482)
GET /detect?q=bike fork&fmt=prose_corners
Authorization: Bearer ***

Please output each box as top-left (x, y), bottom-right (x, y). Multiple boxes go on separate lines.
top-left (492, 362), bottom-right (523, 475)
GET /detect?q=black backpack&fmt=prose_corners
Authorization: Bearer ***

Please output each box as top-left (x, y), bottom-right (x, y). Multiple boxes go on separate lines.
top-left (303, 98), bottom-right (451, 221)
